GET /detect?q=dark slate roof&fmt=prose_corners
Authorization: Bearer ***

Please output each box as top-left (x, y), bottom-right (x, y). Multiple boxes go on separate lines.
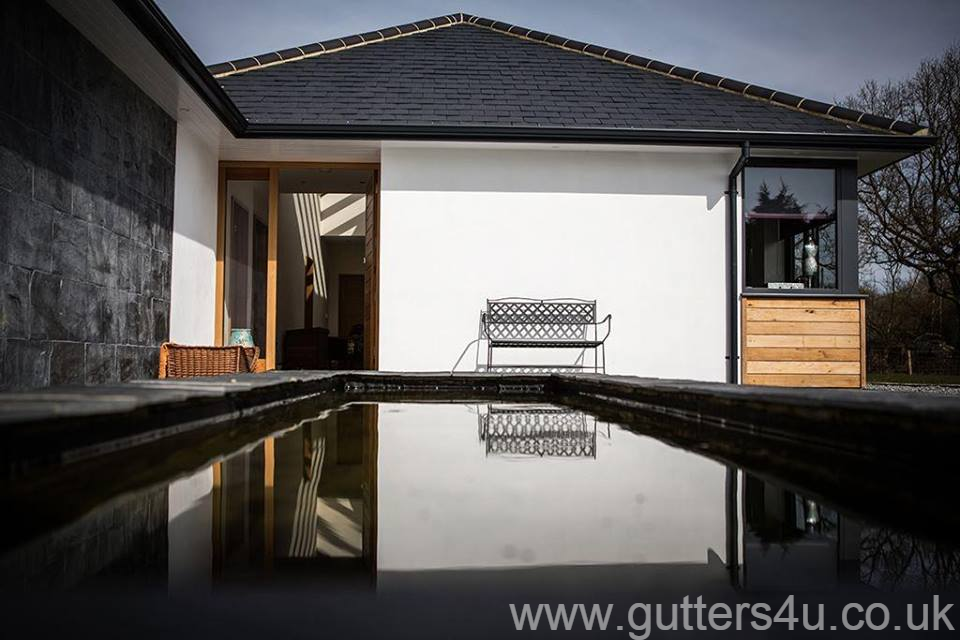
top-left (211, 14), bottom-right (923, 136)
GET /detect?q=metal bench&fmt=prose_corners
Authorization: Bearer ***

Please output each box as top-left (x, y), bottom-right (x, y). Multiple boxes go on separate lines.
top-left (480, 297), bottom-right (611, 373)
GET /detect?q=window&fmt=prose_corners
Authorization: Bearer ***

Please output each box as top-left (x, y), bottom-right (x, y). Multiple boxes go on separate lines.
top-left (744, 167), bottom-right (838, 290)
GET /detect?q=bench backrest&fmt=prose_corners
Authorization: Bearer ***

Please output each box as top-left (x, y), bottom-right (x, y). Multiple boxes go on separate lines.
top-left (484, 298), bottom-right (595, 341)
top-left (478, 405), bottom-right (596, 457)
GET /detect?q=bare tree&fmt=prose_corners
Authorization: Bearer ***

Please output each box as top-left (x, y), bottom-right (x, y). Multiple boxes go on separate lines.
top-left (846, 44), bottom-right (960, 347)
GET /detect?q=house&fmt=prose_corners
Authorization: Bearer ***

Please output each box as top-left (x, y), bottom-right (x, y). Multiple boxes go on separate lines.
top-left (0, 1), bottom-right (935, 391)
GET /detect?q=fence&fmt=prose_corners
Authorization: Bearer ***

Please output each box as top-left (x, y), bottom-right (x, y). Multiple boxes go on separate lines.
top-left (867, 346), bottom-right (960, 377)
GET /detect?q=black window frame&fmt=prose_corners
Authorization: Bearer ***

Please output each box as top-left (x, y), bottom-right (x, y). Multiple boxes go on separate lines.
top-left (741, 158), bottom-right (859, 296)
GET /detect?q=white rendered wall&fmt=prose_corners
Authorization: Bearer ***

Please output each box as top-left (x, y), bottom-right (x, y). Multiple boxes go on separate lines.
top-left (379, 144), bottom-right (732, 380)
top-left (169, 123), bottom-right (219, 344)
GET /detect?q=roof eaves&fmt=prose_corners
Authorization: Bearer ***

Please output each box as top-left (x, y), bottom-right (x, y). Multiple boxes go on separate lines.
top-left (115, 0), bottom-right (247, 135)
top-left (457, 14), bottom-right (928, 137)
top-left (203, 9), bottom-right (929, 138)
top-left (116, 0), bottom-right (934, 153)
top-left (207, 12), bottom-right (465, 77)
top-left (239, 122), bottom-right (935, 155)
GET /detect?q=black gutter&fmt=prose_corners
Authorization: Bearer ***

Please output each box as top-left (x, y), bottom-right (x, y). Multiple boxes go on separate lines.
top-left (241, 123), bottom-right (936, 152)
top-left (726, 143), bottom-right (750, 384)
top-left (113, 1), bottom-right (937, 154)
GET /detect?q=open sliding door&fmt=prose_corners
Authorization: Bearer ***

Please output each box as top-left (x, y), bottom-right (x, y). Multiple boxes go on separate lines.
top-left (215, 167), bottom-right (278, 369)
top-left (216, 162), bottom-right (377, 371)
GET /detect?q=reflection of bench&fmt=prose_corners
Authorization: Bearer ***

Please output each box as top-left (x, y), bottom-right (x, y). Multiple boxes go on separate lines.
top-left (477, 405), bottom-right (598, 458)
top-left (480, 298), bottom-right (611, 373)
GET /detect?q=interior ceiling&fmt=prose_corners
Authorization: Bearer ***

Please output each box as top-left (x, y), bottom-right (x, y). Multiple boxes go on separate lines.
top-left (278, 168), bottom-right (373, 193)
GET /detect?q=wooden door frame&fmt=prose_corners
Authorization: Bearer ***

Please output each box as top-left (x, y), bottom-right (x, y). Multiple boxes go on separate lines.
top-left (214, 161), bottom-right (380, 370)
top-left (363, 170), bottom-right (380, 370)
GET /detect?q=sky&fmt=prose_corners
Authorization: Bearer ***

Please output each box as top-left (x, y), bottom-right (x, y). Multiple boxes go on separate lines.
top-left (157, 0), bottom-right (960, 105)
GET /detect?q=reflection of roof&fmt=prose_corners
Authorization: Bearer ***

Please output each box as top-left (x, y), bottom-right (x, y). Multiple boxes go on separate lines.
top-left (209, 13), bottom-right (925, 136)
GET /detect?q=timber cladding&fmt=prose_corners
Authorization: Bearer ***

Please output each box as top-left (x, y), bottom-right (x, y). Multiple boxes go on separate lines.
top-left (741, 297), bottom-right (867, 389)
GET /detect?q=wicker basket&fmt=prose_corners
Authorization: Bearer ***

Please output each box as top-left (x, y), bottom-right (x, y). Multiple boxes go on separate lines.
top-left (158, 343), bottom-right (260, 379)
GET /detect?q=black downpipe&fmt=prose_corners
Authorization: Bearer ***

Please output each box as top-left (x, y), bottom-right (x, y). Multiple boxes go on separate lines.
top-left (726, 143), bottom-right (750, 384)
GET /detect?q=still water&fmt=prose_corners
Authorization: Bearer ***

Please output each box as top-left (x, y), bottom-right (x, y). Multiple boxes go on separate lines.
top-left (1, 401), bottom-right (958, 637)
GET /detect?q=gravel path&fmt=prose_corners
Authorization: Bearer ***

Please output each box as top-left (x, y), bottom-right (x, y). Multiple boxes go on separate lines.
top-left (866, 383), bottom-right (960, 396)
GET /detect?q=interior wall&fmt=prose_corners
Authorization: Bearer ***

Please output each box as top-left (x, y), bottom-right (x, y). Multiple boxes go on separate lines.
top-left (276, 190), bottom-right (366, 363)
top-left (277, 193), bottom-right (324, 358)
top-left (223, 181), bottom-right (267, 341)
top-left (169, 123), bottom-right (218, 345)
top-left (322, 239), bottom-right (365, 338)
top-left (379, 143), bottom-right (733, 380)
top-left (319, 193), bottom-right (366, 237)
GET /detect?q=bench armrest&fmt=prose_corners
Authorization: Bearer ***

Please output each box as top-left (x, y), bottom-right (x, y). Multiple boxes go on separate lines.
top-left (596, 314), bottom-right (612, 343)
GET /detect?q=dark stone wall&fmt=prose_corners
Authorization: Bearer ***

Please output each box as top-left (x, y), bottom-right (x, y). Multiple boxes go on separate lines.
top-left (0, 1), bottom-right (176, 390)
top-left (0, 485), bottom-right (168, 590)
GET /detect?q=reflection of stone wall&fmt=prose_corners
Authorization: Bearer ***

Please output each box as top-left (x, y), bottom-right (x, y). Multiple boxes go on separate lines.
top-left (0, 2), bottom-right (176, 390)
top-left (0, 486), bottom-right (168, 590)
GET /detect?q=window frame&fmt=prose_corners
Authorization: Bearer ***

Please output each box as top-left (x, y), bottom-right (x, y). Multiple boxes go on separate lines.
top-left (741, 158), bottom-right (859, 296)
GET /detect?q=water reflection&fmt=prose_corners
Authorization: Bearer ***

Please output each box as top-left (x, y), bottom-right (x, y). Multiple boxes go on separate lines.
top-left (476, 404), bottom-right (606, 458)
top-left (1, 402), bottom-right (959, 595)
top-left (211, 404), bottom-right (377, 584)
top-left (742, 475), bottom-right (852, 590)
top-left (741, 476), bottom-right (960, 592)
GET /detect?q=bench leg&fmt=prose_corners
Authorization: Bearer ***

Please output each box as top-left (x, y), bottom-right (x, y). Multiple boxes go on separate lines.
top-left (601, 343), bottom-right (606, 374)
top-left (487, 343), bottom-right (493, 372)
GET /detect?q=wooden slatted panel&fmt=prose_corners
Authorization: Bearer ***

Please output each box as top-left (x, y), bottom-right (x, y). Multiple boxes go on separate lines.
top-left (363, 172), bottom-right (380, 370)
top-left (745, 308), bottom-right (860, 322)
top-left (743, 374), bottom-right (862, 387)
top-left (745, 335), bottom-right (860, 348)
top-left (744, 347), bottom-right (860, 361)
top-left (743, 298), bottom-right (859, 309)
top-left (741, 297), bottom-right (866, 388)
top-left (747, 321), bottom-right (861, 335)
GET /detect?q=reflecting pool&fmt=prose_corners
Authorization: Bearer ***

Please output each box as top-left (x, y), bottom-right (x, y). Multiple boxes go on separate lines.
top-left (1, 401), bottom-right (958, 638)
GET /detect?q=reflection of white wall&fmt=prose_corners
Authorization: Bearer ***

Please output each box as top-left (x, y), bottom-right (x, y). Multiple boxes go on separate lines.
top-left (167, 467), bottom-right (213, 592)
top-left (169, 123), bottom-right (218, 344)
top-left (376, 403), bottom-right (727, 571)
top-left (379, 143), bottom-right (733, 379)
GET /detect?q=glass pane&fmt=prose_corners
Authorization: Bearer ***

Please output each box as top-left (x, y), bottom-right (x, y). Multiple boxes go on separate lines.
top-left (744, 167), bottom-right (837, 289)
top-left (223, 177), bottom-right (270, 352)
top-left (276, 168), bottom-right (371, 369)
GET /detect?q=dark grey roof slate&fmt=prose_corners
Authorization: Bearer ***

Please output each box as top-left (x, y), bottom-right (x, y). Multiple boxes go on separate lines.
top-left (214, 18), bottom-right (916, 135)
